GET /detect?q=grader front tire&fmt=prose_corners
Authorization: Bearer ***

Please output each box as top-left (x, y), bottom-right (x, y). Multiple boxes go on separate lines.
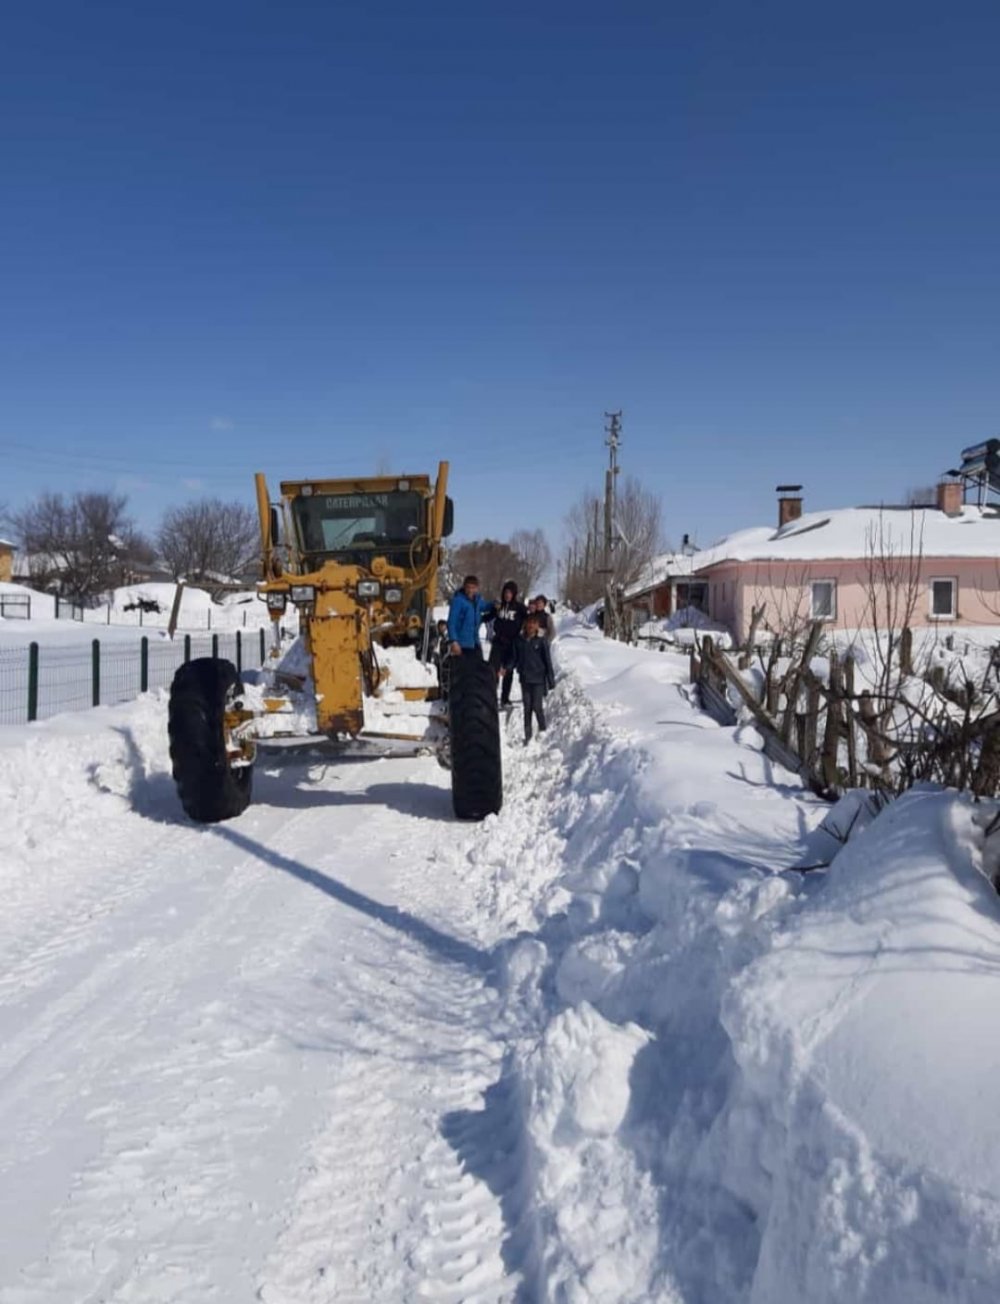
top-left (448, 655), bottom-right (503, 820)
top-left (168, 658), bottom-right (253, 823)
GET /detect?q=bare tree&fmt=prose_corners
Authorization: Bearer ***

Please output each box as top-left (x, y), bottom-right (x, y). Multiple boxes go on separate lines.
top-left (446, 538), bottom-right (523, 599)
top-left (509, 528), bottom-right (551, 596)
top-left (562, 477), bottom-right (663, 613)
top-left (612, 476), bottom-right (663, 590)
top-left (122, 530), bottom-right (157, 573)
top-left (8, 490), bottom-right (137, 603)
top-left (859, 511), bottom-right (924, 704)
top-left (158, 498), bottom-right (260, 593)
top-left (748, 562), bottom-right (816, 649)
top-left (562, 490), bottom-right (604, 609)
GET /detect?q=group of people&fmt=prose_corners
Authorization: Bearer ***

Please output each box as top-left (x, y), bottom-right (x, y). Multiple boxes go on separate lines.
top-left (439, 575), bottom-right (556, 744)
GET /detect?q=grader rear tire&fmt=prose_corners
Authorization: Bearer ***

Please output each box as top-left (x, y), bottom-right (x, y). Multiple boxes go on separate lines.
top-left (168, 658), bottom-right (253, 823)
top-left (448, 654), bottom-right (503, 820)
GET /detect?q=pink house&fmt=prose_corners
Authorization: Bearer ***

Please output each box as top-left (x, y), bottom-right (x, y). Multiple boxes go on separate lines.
top-left (691, 484), bottom-right (1000, 644)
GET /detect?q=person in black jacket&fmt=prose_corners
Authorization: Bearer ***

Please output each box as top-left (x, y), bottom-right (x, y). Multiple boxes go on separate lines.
top-left (489, 580), bottom-right (527, 706)
top-left (433, 619), bottom-right (450, 690)
top-left (514, 614), bottom-right (556, 743)
top-left (530, 594), bottom-right (555, 644)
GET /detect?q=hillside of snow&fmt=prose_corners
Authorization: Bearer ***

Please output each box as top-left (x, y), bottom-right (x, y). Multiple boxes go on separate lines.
top-left (0, 581), bottom-right (277, 648)
top-left (0, 623), bottom-right (998, 1300)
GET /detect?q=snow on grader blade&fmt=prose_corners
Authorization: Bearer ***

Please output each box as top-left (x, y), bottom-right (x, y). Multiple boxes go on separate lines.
top-left (167, 462), bottom-right (502, 824)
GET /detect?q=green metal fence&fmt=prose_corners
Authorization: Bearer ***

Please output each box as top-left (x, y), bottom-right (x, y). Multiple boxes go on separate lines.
top-left (0, 628), bottom-right (269, 726)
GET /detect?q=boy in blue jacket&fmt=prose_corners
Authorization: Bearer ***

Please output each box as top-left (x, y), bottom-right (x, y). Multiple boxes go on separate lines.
top-left (447, 575), bottom-right (496, 659)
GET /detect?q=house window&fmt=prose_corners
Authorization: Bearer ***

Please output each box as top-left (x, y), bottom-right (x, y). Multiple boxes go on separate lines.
top-left (811, 580), bottom-right (837, 621)
top-left (929, 578), bottom-right (957, 619)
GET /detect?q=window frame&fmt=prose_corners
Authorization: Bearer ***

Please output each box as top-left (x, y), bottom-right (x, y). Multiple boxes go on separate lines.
top-left (810, 578), bottom-right (837, 622)
top-left (928, 576), bottom-right (958, 620)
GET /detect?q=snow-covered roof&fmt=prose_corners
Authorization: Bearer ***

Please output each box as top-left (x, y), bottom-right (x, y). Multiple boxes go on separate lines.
top-left (693, 504), bottom-right (1000, 569)
top-left (625, 550), bottom-right (699, 598)
top-left (0, 537), bottom-right (15, 549)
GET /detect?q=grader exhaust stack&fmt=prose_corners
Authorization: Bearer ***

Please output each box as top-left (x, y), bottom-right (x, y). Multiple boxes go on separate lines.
top-left (167, 462), bottom-right (503, 823)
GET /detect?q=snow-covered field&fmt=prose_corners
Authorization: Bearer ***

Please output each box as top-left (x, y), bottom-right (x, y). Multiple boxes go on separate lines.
top-left (0, 581), bottom-right (277, 649)
top-left (1, 624), bottom-right (999, 1301)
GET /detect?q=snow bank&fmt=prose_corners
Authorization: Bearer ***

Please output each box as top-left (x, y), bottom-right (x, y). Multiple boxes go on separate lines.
top-left (723, 789), bottom-right (1000, 1304)
top-left (0, 582), bottom-right (280, 650)
top-left (635, 608), bottom-right (733, 650)
top-left (0, 580), bottom-right (56, 619)
top-left (106, 582), bottom-right (276, 630)
top-left (471, 623), bottom-right (1000, 1302)
top-left (515, 1003), bottom-right (661, 1301)
top-left (0, 693), bottom-right (171, 933)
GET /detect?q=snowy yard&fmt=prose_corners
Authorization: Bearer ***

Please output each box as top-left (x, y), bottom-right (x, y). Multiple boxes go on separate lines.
top-left (1, 625), bottom-right (998, 1301)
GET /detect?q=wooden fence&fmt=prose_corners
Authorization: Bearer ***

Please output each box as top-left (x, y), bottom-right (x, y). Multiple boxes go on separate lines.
top-left (693, 625), bottom-right (915, 798)
top-left (693, 623), bottom-right (1000, 800)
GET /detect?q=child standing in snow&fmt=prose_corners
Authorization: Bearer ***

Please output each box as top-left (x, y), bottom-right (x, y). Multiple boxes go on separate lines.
top-left (514, 614), bottom-right (556, 744)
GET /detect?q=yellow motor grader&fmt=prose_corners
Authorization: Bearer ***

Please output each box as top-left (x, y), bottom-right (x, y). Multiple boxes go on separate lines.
top-left (167, 462), bottom-right (502, 823)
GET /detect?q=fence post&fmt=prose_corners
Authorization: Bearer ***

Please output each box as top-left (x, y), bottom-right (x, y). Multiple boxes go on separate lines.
top-left (260, 627), bottom-right (266, 664)
top-left (212, 633), bottom-right (219, 660)
top-left (821, 649), bottom-right (842, 790)
top-left (91, 639), bottom-right (101, 707)
top-left (236, 629), bottom-right (242, 673)
top-left (28, 642), bottom-right (39, 723)
top-left (844, 657), bottom-right (859, 787)
top-left (140, 636), bottom-right (149, 693)
top-left (899, 626), bottom-right (913, 677)
top-left (184, 633), bottom-right (191, 663)
top-left (208, 608), bottom-right (212, 630)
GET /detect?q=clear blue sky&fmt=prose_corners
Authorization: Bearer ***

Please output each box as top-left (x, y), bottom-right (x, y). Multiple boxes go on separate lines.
top-left (2, 0), bottom-right (999, 555)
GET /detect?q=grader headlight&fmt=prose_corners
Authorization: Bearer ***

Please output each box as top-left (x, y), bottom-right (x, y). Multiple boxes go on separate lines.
top-left (266, 592), bottom-right (288, 612)
top-left (290, 585), bottom-right (316, 603)
top-left (384, 587), bottom-right (403, 604)
top-left (357, 580), bottom-right (380, 598)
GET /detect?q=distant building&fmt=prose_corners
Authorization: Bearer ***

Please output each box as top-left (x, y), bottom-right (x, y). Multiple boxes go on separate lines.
top-left (0, 538), bottom-right (14, 584)
top-left (691, 482), bottom-right (1000, 643)
top-left (623, 535), bottom-right (707, 624)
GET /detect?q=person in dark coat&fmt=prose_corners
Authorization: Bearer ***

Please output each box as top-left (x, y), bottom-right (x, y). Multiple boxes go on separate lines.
top-left (447, 575), bottom-right (496, 658)
top-left (531, 594), bottom-right (555, 643)
top-left (514, 614), bottom-right (556, 743)
top-left (433, 618), bottom-right (450, 689)
top-left (489, 580), bottom-right (527, 706)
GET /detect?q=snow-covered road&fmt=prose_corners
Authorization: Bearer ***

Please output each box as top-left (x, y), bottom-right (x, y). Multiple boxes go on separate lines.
top-left (3, 626), bottom-right (1000, 1304)
top-left (0, 704), bottom-right (521, 1302)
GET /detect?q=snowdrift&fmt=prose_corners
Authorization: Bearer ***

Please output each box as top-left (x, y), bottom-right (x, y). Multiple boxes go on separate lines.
top-left (0, 580), bottom-right (57, 619)
top-left (476, 626), bottom-right (1000, 1302)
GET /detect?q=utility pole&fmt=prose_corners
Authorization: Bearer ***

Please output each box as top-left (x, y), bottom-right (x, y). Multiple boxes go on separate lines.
top-left (603, 411), bottom-right (622, 638)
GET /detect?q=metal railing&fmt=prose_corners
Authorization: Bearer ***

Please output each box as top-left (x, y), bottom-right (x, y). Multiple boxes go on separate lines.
top-left (0, 594), bottom-right (30, 620)
top-left (0, 628), bottom-right (270, 726)
top-left (53, 596), bottom-right (84, 621)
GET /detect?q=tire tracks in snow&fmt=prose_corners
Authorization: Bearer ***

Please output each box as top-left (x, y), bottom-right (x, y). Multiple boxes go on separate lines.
top-left (254, 843), bottom-right (522, 1304)
top-left (1, 721), bottom-right (536, 1302)
top-left (0, 802), bottom-right (333, 1302)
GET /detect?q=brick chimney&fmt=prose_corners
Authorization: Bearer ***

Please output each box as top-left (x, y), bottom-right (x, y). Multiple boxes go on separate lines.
top-left (936, 480), bottom-right (963, 516)
top-left (777, 484), bottom-right (803, 529)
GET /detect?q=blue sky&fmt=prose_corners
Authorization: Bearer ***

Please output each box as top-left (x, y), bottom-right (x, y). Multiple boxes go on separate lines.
top-left (2, 0), bottom-right (999, 556)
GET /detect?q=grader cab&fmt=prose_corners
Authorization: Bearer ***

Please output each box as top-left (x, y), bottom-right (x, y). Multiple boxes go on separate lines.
top-left (167, 462), bottom-right (502, 823)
